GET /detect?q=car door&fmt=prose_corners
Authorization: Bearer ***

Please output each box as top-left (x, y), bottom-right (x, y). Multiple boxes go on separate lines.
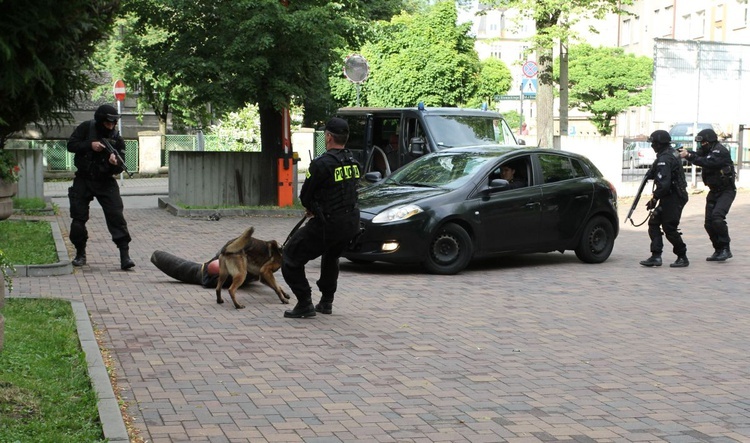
top-left (474, 155), bottom-right (543, 253)
top-left (535, 153), bottom-right (594, 248)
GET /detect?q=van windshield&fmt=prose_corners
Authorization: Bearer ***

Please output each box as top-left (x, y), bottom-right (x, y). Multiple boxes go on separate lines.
top-left (424, 115), bottom-right (517, 148)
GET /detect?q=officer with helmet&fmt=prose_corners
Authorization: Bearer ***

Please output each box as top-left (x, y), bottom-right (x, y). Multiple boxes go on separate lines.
top-left (640, 129), bottom-right (690, 268)
top-left (679, 128), bottom-right (736, 261)
top-left (281, 117), bottom-right (362, 318)
top-left (67, 104), bottom-right (135, 270)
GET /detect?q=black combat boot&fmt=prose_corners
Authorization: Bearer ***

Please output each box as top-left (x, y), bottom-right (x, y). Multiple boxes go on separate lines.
top-left (120, 247), bottom-right (135, 270)
top-left (670, 255), bottom-right (689, 268)
top-left (714, 248), bottom-right (732, 262)
top-left (639, 254), bottom-right (662, 267)
top-left (284, 298), bottom-right (316, 318)
top-left (72, 248), bottom-right (86, 267)
top-left (706, 249), bottom-right (721, 261)
top-left (315, 295), bottom-right (334, 315)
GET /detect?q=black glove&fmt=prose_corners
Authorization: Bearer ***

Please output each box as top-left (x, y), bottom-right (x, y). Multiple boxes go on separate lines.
top-left (645, 198), bottom-right (657, 210)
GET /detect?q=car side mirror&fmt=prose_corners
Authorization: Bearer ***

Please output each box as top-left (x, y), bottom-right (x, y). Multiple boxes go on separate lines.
top-left (364, 171), bottom-right (382, 183)
top-left (410, 137), bottom-right (425, 156)
top-left (516, 138), bottom-right (526, 146)
top-left (488, 178), bottom-right (510, 191)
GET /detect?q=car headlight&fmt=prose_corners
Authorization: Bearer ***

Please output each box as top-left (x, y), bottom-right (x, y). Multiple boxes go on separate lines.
top-left (372, 204), bottom-right (424, 224)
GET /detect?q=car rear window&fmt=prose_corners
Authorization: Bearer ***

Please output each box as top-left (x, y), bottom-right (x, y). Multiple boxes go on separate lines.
top-left (539, 154), bottom-right (587, 183)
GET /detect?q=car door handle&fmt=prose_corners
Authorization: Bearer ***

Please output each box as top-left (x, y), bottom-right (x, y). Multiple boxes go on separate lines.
top-left (574, 195), bottom-right (590, 200)
top-left (524, 202), bottom-right (541, 209)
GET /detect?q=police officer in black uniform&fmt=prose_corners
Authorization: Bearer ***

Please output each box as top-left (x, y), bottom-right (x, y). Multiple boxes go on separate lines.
top-left (640, 129), bottom-right (690, 268)
top-left (67, 104), bottom-right (135, 270)
top-left (679, 128), bottom-right (736, 261)
top-left (282, 117), bottom-right (361, 318)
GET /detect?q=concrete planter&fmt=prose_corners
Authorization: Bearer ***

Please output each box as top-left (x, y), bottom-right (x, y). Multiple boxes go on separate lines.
top-left (0, 180), bottom-right (18, 220)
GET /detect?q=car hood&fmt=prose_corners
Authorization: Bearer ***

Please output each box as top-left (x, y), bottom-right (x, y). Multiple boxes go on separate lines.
top-left (357, 184), bottom-right (447, 215)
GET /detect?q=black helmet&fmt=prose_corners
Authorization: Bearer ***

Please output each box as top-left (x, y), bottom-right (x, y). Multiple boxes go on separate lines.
top-left (94, 104), bottom-right (120, 123)
top-left (695, 128), bottom-right (718, 143)
top-left (648, 129), bottom-right (671, 144)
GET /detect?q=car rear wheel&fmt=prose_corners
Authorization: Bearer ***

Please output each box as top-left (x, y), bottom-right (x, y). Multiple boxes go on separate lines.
top-left (423, 223), bottom-right (473, 275)
top-left (575, 215), bottom-right (615, 263)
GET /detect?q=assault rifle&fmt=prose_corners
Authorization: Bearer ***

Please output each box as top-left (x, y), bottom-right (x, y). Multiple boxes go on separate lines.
top-left (624, 165), bottom-right (653, 227)
top-left (101, 138), bottom-right (134, 178)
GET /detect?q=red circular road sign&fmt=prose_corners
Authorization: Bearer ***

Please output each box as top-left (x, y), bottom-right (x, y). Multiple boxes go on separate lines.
top-left (522, 61), bottom-right (538, 78)
top-left (113, 79), bottom-right (126, 101)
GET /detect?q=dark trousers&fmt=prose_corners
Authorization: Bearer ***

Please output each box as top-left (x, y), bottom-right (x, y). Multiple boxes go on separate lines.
top-left (648, 193), bottom-right (687, 256)
top-left (68, 176), bottom-right (131, 250)
top-left (282, 212), bottom-right (359, 304)
top-left (704, 187), bottom-right (736, 250)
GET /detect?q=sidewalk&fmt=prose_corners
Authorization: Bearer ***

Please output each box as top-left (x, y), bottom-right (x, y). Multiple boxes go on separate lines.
top-left (17, 181), bottom-right (750, 442)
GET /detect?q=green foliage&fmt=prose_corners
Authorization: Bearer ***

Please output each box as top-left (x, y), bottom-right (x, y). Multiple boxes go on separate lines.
top-left (503, 110), bottom-right (523, 130)
top-left (334, 1), bottom-right (480, 108)
top-left (0, 0), bottom-right (120, 147)
top-left (0, 248), bottom-right (14, 293)
top-left (472, 58), bottom-right (513, 107)
top-left (0, 299), bottom-right (104, 442)
top-left (208, 104), bottom-right (262, 152)
top-left (0, 150), bottom-right (20, 182)
top-left (557, 43), bottom-right (652, 135)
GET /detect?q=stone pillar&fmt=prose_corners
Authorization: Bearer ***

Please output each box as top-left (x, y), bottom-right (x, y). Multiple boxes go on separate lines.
top-left (137, 131), bottom-right (163, 174)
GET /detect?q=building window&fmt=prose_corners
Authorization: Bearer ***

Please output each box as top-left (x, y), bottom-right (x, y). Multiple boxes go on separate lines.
top-left (695, 10), bottom-right (706, 38)
top-left (622, 18), bottom-right (631, 45)
top-left (735, 0), bottom-right (749, 29)
top-left (679, 14), bottom-right (691, 39)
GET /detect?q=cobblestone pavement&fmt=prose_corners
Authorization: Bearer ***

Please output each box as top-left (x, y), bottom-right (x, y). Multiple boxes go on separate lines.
top-left (14, 185), bottom-right (750, 442)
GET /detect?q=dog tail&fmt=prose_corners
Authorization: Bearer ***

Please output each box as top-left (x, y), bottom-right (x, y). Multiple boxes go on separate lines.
top-left (222, 226), bottom-right (255, 255)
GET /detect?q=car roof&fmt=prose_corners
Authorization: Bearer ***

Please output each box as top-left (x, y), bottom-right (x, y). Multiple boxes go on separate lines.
top-left (429, 145), bottom-right (585, 158)
top-left (337, 106), bottom-right (506, 119)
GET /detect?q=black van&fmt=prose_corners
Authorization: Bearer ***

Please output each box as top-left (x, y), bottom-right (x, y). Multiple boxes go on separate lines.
top-left (336, 104), bottom-right (522, 179)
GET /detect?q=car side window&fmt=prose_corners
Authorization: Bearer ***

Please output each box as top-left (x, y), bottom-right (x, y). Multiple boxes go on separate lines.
top-left (489, 155), bottom-right (531, 189)
top-left (342, 115), bottom-right (367, 161)
top-left (539, 154), bottom-right (583, 184)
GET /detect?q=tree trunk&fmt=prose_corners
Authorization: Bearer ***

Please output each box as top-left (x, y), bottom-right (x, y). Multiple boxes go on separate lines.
top-left (537, 48), bottom-right (555, 149)
top-left (259, 105), bottom-right (282, 206)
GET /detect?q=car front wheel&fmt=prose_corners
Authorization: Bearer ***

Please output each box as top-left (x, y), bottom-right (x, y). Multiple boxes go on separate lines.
top-left (423, 223), bottom-right (473, 275)
top-left (575, 215), bottom-right (615, 263)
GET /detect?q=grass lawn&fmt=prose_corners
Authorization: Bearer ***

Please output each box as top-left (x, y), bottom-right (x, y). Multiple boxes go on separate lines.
top-left (0, 298), bottom-right (104, 442)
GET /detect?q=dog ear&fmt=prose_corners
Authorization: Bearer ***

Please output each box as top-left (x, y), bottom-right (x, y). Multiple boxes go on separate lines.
top-left (268, 240), bottom-right (280, 256)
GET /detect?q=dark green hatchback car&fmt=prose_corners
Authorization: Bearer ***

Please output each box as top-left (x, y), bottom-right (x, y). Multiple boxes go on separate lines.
top-left (343, 146), bottom-right (619, 275)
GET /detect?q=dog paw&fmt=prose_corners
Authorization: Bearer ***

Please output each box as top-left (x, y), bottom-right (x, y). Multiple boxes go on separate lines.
top-left (217, 298), bottom-right (224, 304)
top-left (234, 304), bottom-right (245, 309)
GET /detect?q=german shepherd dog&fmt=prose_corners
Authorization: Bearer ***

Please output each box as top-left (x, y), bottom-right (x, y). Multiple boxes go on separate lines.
top-left (215, 227), bottom-right (290, 309)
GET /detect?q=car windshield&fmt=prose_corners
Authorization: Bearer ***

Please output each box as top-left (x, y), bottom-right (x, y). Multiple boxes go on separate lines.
top-left (424, 115), bottom-right (503, 148)
top-left (386, 151), bottom-right (497, 190)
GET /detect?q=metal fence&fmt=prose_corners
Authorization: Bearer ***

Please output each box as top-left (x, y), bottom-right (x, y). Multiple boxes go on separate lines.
top-left (4, 139), bottom-right (139, 172)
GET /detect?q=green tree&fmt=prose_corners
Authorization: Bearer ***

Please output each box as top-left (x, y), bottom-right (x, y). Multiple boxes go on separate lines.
top-left (469, 58), bottom-right (513, 109)
top-left (0, 0), bottom-right (120, 148)
top-left (557, 44), bottom-right (651, 135)
top-left (335, 1), bottom-right (480, 108)
top-left (481, 0), bottom-right (632, 146)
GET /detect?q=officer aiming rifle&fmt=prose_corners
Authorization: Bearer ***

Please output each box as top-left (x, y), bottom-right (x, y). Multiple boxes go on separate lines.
top-left (101, 138), bottom-right (134, 178)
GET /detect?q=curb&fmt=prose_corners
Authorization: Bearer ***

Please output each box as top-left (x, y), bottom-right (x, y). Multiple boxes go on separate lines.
top-left (72, 300), bottom-right (129, 443)
top-left (157, 197), bottom-right (305, 218)
top-left (11, 216), bottom-right (73, 277)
